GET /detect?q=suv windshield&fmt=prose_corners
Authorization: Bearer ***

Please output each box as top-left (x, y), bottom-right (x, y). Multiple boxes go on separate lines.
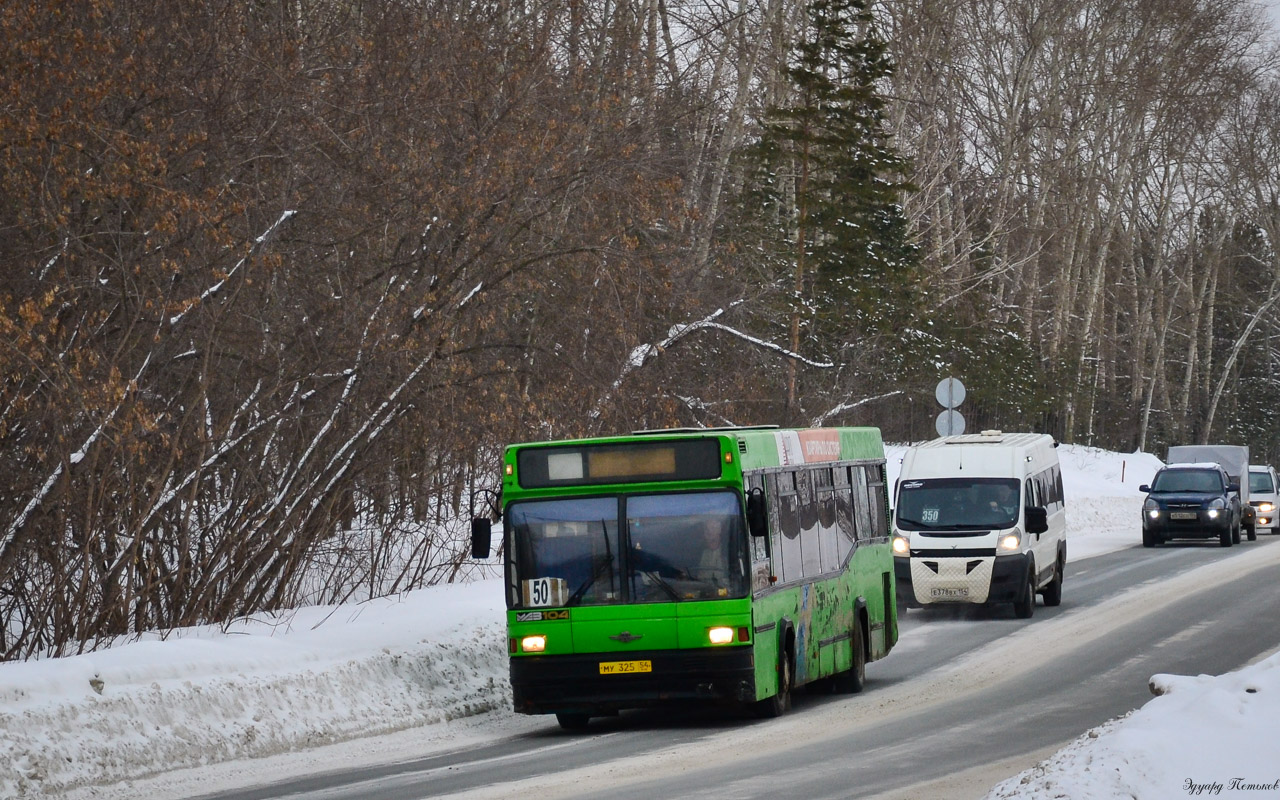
top-left (895, 477), bottom-right (1020, 531)
top-left (505, 491), bottom-right (748, 607)
top-left (1151, 469), bottom-right (1223, 493)
top-left (1250, 471), bottom-right (1275, 494)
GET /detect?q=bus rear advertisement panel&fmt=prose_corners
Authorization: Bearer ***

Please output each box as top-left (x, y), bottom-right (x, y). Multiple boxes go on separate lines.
top-left (473, 426), bottom-right (899, 730)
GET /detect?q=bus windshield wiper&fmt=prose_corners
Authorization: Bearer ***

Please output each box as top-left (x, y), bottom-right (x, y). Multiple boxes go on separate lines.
top-left (567, 521), bottom-right (616, 606)
top-left (567, 554), bottom-right (614, 606)
top-left (641, 570), bottom-right (680, 601)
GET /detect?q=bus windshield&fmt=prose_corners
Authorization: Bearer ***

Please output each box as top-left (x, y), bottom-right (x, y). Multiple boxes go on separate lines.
top-left (895, 477), bottom-right (1020, 531)
top-left (506, 491), bottom-right (748, 607)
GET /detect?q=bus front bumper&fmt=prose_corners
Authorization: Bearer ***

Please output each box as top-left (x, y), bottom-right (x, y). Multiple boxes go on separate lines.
top-left (510, 646), bottom-right (756, 715)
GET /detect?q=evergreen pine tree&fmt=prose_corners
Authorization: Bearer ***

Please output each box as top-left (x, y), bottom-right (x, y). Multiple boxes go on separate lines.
top-left (736, 0), bottom-right (918, 412)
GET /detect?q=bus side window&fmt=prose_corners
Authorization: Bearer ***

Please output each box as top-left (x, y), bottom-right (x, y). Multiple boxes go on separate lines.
top-left (747, 474), bottom-right (771, 570)
top-left (835, 466), bottom-right (856, 552)
top-left (776, 471), bottom-right (800, 583)
top-left (867, 463), bottom-right (889, 540)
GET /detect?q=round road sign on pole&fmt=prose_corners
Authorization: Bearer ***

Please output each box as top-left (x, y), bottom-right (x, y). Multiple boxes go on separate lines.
top-left (935, 377), bottom-right (966, 409)
top-left (936, 409), bottom-right (966, 437)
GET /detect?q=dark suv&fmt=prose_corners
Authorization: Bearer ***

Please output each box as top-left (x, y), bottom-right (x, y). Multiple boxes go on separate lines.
top-left (1140, 463), bottom-right (1241, 547)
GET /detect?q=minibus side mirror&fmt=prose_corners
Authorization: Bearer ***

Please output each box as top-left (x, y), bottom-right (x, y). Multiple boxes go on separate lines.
top-left (470, 518), bottom-right (492, 559)
top-left (746, 489), bottom-right (768, 538)
top-left (1024, 506), bottom-right (1048, 535)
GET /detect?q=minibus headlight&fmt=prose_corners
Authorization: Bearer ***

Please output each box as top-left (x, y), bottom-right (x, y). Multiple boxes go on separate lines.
top-left (998, 532), bottom-right (1021, 552)
top-left (892, 535), bottom-right (910, 556)
top-left (708, 626), bottom-right (734, 645)
top-left (521, 635), bottom-right (547, 653)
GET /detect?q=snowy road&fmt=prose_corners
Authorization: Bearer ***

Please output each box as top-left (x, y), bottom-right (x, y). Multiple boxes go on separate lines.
top-left (187, 537), bottom-right (1280, 800)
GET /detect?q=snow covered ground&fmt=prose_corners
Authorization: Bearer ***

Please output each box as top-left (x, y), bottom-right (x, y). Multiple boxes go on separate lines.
top-left (1, 444), bottom-right (1277, 799)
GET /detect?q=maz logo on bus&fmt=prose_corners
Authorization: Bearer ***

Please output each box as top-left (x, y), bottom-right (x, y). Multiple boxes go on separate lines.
top-left (517, 610), bottom-right (570, 622)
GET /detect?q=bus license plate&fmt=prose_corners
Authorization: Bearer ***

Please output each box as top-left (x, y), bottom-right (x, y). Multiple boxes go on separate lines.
top-left (931, 587), bottom-right (969, 599)
top-left (599, 660), bottom-right (652, 675)
top-left (1170, 512), bottom-right (1197, 520)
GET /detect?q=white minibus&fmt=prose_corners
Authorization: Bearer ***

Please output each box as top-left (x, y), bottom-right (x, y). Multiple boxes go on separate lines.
top-left (892, 431), bottom-right (1066, 618)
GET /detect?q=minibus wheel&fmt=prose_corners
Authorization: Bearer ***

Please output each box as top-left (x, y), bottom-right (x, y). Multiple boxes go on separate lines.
top-left (1013, 565), bottom-right (1035, 619)
top-left (1041, 558), bottom-right (1063, 607)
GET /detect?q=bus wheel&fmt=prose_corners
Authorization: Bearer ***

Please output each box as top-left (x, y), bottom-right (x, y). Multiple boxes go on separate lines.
top-left (833, 621), bottom-right (866, 694)
top-left (754, 652), bottom-right (792, 718)
top-left (556, 712), bottom-right (590, 731)
top-left (1013, 567), bottom-right (1035, 619)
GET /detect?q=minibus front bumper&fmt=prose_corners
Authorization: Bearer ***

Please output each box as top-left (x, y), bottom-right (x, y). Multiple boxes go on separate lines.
top-left (895, 551), bottom-right (1031, 606)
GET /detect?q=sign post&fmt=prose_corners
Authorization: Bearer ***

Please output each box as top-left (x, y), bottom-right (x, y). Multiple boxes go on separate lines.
top-left (934, 378), bottom-right (966, 437)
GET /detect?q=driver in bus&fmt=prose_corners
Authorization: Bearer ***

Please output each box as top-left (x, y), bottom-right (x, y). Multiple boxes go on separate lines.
top-left (690, 518), bottom-right (729, 586)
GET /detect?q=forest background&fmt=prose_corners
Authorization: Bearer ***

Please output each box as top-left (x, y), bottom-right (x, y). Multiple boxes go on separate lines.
top-left (3, 0), bottom-right (1280, 659)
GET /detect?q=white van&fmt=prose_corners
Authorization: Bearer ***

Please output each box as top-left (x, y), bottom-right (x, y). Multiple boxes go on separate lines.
top-left (1248, 465), bottom-right (1280, 535)
top-left (892, 431), bottom-right (1066, 618)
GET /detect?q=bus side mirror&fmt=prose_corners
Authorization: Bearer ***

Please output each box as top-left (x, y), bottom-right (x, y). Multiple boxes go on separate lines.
top-left (471, 518), bottom-right (492, 559)
top-left (1024, 506), bottom-right (1048, 535)
top-left (746, 489), bottom-right (768, 538)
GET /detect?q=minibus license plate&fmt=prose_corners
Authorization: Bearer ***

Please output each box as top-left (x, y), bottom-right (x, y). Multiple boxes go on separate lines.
top-left (931, 587), bottom-right (968, 599)
top-left (599, 660), bottom-right (652, 675)
top-left (1170, 512), bottom-right (1197, 520)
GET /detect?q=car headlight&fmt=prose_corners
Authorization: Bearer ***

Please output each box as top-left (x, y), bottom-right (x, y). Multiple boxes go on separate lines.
top-left (998, 532), bottom-right (1021, 552)
top-left (892, 535), bottom-right (910, 555)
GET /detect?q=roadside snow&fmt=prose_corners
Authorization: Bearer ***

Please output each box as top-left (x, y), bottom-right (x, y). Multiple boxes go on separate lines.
top-left (1, 443), bottom-right (1275, 800)
top-left (0, 583), bottom-right (510, 798)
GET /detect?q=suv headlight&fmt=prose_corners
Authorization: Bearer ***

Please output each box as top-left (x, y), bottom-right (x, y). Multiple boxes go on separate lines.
top-left (1143, 498), bottom-right (1159, 518)
top-left (1207, 497), bottom-right (1225, 519)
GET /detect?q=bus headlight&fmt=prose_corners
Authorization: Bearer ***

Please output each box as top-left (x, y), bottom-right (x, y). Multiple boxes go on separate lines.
top-left (521, 635), bottom-right (547, 653)
top-left (998, 532), bottom-right (1021, 552)
top-left (892, 535), bottom-right (910, 555)
top-left (708, 626), bottom-right (734, 645)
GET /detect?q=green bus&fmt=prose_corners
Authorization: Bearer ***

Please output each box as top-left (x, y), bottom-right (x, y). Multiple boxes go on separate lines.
top-left (470, 425), bottom-right (898, 730)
